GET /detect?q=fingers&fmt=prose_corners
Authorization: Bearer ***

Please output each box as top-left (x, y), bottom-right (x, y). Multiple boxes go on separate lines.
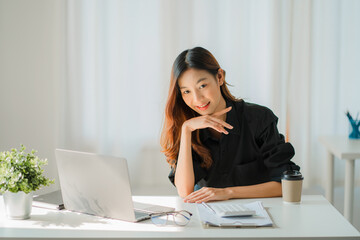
top-left (204, 118), bottom-right (227, 134)
top-left (184, 187), bottom-right (218, 203)
top-left (184, 189), bottom-right (209, 203)
top-left (210, 123), bottom-right (229, 135)
top-left (207, 116), bottom-right (233, 130)
top-left (204, 116), bottom-right (233, 134)
top-left (183, 106), bottom-right (234, 134)
top-left (209, 107), bottom-right (233, 134)
top-left (195, 195), bottom-right (213, 203)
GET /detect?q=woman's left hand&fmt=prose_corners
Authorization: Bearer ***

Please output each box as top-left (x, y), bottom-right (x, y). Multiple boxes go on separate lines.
top-left (183, 187), bottom-right (231, 203)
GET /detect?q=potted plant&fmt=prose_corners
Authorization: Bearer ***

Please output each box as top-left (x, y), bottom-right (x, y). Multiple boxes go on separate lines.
top-left (0, 145), bottom-right (54, 219)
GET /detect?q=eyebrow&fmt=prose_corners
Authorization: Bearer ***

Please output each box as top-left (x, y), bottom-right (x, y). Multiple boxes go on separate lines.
top-left (179, 77), bottom-right (207, 89)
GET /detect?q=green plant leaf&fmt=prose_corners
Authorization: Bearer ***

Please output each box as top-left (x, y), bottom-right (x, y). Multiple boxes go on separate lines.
top-left (0, 145), bottom-right (54, 193)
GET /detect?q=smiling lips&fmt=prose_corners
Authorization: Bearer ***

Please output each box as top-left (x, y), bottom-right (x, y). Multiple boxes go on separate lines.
top-left (196, 102), bottom-right (210, 111)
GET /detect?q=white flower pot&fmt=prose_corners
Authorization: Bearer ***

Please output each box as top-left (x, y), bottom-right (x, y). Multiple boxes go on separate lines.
top-left (3, 191), bottom-right (33, 220)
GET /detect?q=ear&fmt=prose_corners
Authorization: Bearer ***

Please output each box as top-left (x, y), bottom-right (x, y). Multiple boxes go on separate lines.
top-left (217, 68), bottom-right (225, 86)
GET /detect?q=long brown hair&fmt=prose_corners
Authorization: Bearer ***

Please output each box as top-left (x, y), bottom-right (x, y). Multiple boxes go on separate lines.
top-left (161, 47), bottom-right (239, 169)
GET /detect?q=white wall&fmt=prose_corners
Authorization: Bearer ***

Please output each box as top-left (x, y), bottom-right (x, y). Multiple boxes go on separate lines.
top-left (0, 0), bottom-right (65, 194)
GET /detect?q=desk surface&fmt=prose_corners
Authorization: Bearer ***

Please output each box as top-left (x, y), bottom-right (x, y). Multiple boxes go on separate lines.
top-left (319, 136), bottom-right (360, 159)
top-left (0, 195), bottom-right (359, 240)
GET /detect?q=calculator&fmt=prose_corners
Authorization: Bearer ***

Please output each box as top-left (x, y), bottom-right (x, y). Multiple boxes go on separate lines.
top-left (209, 203), bottom-right (256, 217)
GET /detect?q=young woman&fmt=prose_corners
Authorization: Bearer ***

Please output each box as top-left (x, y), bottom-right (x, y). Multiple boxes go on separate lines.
top-left (161, 47), bottom-right (300, 203)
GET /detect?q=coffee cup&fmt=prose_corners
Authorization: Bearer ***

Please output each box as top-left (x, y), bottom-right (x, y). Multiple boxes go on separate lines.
top-left (281, 169), bottom-right (304, 204)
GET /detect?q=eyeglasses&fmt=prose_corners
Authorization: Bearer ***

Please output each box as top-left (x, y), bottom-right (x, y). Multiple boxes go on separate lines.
top-left (150, 210), bottom-right (192, 226)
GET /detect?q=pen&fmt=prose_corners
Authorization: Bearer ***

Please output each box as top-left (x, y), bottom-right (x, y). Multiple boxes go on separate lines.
top-left (201, 202), bottom-right (215, 214)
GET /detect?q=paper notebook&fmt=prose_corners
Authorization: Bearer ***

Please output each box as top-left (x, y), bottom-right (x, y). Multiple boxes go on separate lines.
top-left (197, 201), bottom-right (273, 227)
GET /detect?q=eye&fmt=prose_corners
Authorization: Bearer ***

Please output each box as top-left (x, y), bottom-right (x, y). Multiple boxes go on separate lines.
top-left (183, 90), bottom-right (190, 95)
top-left (199, 84), bottom-right (207, 89)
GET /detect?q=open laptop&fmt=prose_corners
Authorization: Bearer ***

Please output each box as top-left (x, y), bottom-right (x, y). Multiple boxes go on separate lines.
top-left (55, 149), bottom-right (174, 222)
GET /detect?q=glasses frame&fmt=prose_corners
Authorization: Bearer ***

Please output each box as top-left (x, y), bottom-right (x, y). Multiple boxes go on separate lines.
top-left (149, 210), bottom-right (193, 226)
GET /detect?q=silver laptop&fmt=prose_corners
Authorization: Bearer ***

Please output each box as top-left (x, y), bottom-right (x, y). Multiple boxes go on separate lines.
top-left (55, 149), bottom-right (174, 222)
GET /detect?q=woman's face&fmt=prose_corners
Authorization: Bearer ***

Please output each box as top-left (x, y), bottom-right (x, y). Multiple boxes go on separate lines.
top-left (178, 68), bottom-right (226, 116)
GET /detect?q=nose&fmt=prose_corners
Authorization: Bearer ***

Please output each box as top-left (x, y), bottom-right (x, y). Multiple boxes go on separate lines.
top-left (192, 90), bottom-right (203, 104)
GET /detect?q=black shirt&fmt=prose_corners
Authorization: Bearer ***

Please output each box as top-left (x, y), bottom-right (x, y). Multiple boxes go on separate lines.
top-left (169, 99), bottom-right (300, 188)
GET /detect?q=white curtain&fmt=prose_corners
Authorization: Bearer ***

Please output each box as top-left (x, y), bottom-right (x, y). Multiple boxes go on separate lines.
top-left (62, 0), bottom-right (360, 191)
top-left (288, 0), bottom-right (360, 187)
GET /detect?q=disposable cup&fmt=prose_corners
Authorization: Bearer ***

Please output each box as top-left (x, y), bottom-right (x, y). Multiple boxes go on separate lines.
top-left (281, 170), bottom-right (303, 204)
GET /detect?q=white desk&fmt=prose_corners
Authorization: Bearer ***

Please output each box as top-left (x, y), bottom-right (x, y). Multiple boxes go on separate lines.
top-left (319, 136), bottom-right (360, 223)
top-left (0, 195), bottom-right (359, 240)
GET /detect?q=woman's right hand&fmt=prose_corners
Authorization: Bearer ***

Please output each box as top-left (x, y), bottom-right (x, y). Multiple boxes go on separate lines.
top-left (182, 106), bottom-right (234, 134)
